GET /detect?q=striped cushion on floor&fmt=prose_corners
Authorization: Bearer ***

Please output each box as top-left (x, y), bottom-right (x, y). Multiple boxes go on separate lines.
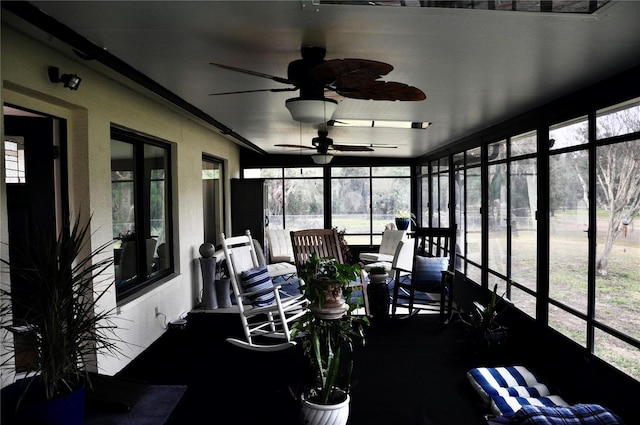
top-left (467, 366), bottom-right (551, 405)
top-left (490, 394), bottom-right (569, 417)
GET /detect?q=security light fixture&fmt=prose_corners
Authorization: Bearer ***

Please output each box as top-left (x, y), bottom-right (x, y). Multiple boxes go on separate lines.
top-left (48, 66), bottom-right (82, 90)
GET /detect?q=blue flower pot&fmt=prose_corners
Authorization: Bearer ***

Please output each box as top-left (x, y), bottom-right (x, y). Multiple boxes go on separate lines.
top-left (3, 381), bottom-right (85, 425)
top-left (395, 217), bottom-right (410, 230)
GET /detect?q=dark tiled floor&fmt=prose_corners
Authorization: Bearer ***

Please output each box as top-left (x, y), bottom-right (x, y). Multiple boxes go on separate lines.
top-left (117, 311), bottom-right (500, 425)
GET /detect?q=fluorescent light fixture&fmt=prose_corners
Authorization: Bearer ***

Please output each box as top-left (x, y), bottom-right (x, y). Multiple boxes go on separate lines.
top-left (311, 154), bottom-right (333, 165)
top-left (328, 119), bottom-right (430, 129)
top-left (285, 97), bottom-right (338, 123)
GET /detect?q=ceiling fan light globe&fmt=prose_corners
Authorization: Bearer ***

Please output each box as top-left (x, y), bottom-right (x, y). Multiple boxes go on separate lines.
top-left (285, 97), bottom-right (338, 123)
top-left (311, 154), bottom-right (334, 165)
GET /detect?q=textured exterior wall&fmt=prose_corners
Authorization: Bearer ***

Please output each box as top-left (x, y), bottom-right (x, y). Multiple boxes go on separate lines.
top-left (1, 23), bottom-right (240, 378)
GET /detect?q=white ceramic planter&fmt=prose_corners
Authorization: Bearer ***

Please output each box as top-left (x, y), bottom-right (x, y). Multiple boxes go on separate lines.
top-left (300, 389), bottom-right (350, 425)
top-left (309, 301), bottom-right (349, 319)
top-left (369, 272), bottom-right (388, 284)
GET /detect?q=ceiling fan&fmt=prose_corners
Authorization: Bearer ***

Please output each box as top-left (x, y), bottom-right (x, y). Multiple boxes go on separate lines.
top-left (275, 129), bottom-right (387, 164)
top-left (210, 47), bottom-right (426, 123)
top-left (276, 129), bottom-right (374, 153)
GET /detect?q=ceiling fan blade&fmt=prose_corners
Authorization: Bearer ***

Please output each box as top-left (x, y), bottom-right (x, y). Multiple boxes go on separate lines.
top-left (368, 144), bottom-right (398, 149)
top-left (310, 59), bottom-right (424, 101)
top-left (331, 144), bottom-right (374, 152)
top-left (312, 59), bottom-right (394, 85)
top-left (274, 144), bottom-right (316, 150)
top-left (337, 81), bottom-right (426, 101)
top-left (209, 87), bottom-right (297, 96)
top-left (330, 142), bottom-right (398, 149)
top-left (210, 62), bottom-right (297, 86)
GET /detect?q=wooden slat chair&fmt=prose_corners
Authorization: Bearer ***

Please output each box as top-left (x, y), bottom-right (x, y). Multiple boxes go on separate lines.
top-left (290, 229), bottom-right (369, 315)
top-left (220, 230), bottom-right (308, 352)
top-left (391, 226), bottom-right (456, 324)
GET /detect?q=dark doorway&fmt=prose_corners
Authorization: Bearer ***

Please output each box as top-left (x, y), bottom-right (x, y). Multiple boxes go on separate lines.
top-left (3, 108), bottom-right (67, 371)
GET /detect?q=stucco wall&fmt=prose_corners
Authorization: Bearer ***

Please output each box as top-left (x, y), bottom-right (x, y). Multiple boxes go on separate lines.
top-left (1, 24), bottom-right (240, 377)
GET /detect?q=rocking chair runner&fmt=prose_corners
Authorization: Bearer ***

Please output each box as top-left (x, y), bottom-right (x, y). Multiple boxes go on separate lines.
top-left (220, 230), bottom-right (308, 352)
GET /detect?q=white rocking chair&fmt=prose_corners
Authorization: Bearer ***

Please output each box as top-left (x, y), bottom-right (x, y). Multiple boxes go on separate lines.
top-left (221, 230), bottom-right (309, 352)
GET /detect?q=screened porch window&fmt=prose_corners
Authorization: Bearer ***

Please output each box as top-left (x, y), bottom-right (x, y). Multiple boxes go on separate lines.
top-left (111, 127), bottom-right (173, 301)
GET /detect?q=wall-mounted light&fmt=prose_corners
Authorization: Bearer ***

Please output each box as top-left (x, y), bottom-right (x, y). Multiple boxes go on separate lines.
top-left (48, 66), bottom-right (82, 90)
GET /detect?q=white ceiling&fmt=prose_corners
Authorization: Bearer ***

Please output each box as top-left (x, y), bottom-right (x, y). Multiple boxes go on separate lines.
top-left (9, 1), bottom-right (640, 159)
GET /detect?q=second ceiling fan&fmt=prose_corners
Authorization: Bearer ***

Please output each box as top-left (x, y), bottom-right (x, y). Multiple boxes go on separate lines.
top-left (210, 46), bottom-right (426, 123)
top-left (275, 129), bottom-right (378, 164)
top-left (276, 129), bottom-right (376, 153)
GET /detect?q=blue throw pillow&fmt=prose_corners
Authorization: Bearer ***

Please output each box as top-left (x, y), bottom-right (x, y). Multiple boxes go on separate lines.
top-left (414, 256), bottom-right (449, 288)
top-left (240, 265), bottom-right (275, 307)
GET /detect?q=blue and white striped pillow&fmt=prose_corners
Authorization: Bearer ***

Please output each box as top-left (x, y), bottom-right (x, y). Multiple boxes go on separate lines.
top-left (240, 265), bottom-right (275, 307)
top-left (467, 366), bottom-right (550, 404)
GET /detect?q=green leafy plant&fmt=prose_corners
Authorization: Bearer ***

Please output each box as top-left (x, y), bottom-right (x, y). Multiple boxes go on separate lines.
top-left (294, 314), bottom-right (366, 404)
top-left (472, 284), bottom-right (508, 331)
top-left (1, 215), bottom-right (121, 404)
top-left (298, 252), bottom-right (361, 309)
top-left (292, 253), bottom-right (367, 405)
top-left (333, 227), bottom-right (353, 263)
top-left (368, 266), bottom-right (388, 275)
top-left (461, 284), bottom-right (511, 347)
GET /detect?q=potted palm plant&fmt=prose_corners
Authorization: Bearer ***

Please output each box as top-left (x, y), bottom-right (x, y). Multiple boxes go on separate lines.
top-left (0, 215), bottom-right (121, 425)
top-left (395, 210), bottom-right (416, 231)
top-left (461, 284), bottom-right (510, 349)
top-left (293, 253), bottom-right (367, 425)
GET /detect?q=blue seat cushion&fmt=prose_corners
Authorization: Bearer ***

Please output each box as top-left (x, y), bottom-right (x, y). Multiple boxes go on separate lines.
top-left (239, 265), bottom-right (275, 307)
